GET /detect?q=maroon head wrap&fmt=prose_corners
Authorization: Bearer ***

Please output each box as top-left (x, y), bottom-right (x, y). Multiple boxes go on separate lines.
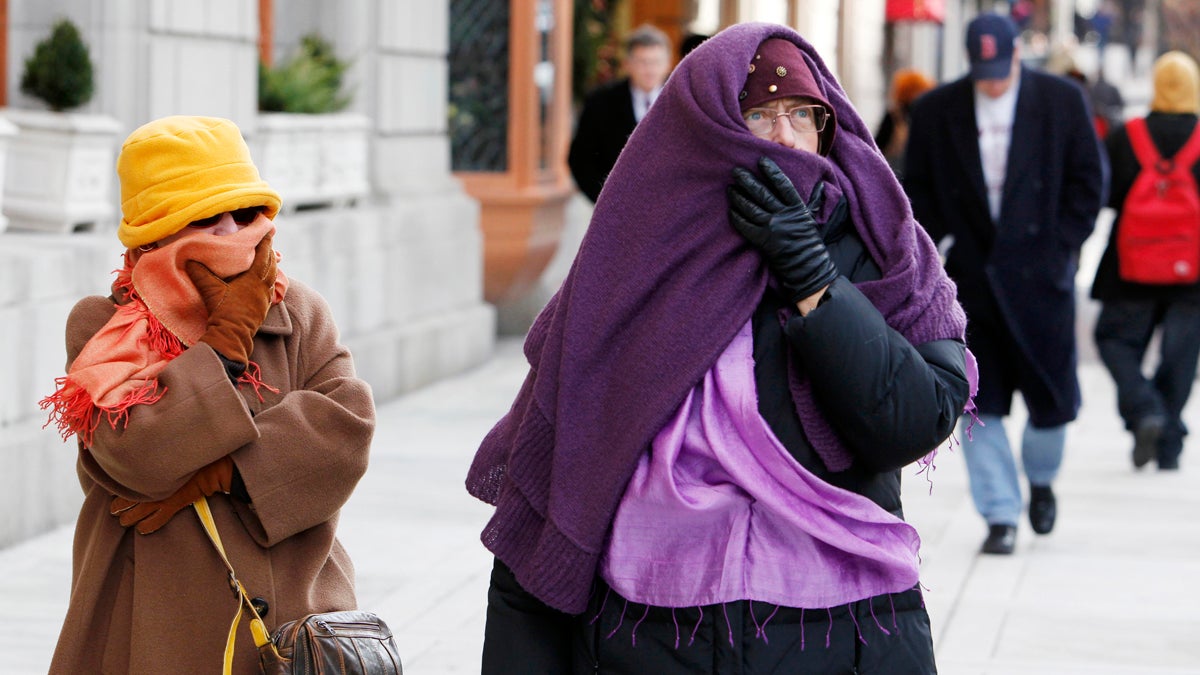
top-left (740, 37), bottom-right (837, 153)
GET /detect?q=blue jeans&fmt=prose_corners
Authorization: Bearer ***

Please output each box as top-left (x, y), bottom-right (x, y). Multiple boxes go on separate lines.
top-left (960, 414), bottom-right (1065, 526)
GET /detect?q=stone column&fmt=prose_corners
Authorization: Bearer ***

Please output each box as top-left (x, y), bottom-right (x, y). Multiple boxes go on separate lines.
top-left (940, 1), bottom-right (971, 81)
top-left (1050, 0), bottom-right (1077, 52)
top-left (838, 0), bottom-right (888, 128)
top-left (790, 1), bottom-right (841, 75)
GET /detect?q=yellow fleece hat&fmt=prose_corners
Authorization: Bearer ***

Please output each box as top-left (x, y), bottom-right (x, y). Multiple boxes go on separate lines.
top-left (117, 116), bottom-right (282, 249)
top-left (1151, 51), bottom-right (1200, 114)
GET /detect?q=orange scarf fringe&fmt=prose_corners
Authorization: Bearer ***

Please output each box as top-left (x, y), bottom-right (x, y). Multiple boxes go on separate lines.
top-left (41, 377), bottom-right (166, 448)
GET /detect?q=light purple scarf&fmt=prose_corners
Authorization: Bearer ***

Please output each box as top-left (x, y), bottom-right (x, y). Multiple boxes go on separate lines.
top-left (601, 321), bottom-right (920, 609)
top-left (466, 22), bottom-right (966, 614)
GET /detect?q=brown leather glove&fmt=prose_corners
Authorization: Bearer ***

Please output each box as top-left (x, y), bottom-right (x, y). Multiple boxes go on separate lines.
top-left (110, 456), bottom-right (235, 534)
top-left (184, 233), bottom-right (277, 365)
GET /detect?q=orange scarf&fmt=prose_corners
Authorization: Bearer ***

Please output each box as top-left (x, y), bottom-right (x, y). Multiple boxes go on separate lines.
top-left (41, 222), bottom-right (288, 446)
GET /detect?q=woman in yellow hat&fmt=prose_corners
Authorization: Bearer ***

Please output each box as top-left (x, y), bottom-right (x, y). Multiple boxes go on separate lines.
top-left (43, 116), bottom-right (376, 673)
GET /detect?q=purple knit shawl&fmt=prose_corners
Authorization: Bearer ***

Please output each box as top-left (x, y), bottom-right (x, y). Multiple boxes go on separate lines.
top-left (466, 23), bottom-right (966, 614)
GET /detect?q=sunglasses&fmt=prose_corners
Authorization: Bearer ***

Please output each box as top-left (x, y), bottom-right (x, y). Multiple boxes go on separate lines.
top-left (187, 206), bottom-right (267, 229)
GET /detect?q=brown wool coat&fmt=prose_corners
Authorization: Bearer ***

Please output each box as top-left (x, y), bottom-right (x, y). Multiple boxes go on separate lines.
top-left (48, 279), bottom-right (376, 674)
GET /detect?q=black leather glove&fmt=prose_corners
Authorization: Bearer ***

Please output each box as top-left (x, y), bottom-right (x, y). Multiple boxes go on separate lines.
top-left (728, 156), bottom-right (840, 305)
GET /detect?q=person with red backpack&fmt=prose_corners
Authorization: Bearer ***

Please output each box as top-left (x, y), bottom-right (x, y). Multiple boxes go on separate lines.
top-left (1091, 51), bottom-right (1200, 471)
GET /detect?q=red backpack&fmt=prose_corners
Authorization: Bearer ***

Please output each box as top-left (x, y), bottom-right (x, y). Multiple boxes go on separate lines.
top-left (1117, 117), bottom-right (1200, 284)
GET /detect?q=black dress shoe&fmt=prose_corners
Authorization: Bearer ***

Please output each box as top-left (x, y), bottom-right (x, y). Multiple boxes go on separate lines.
top-left (981, 524), bottom-right (1016, 555)
top-left (1132, 416), bottom-right (1164, 469)
top-left (1028, 484), bottom-right (1056, 534)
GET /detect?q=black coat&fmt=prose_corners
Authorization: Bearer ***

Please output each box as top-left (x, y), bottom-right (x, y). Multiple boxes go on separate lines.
top-left (753, 219), bottom-right (968, 520)
top-left (1090, 112), bottom-right (1200, 302)
top-left (568, 79), bottom-right (638, 203)
top-left (904, 68), bottom-right (1107, 425)
top-left (481, 213), bottom-right (969, 674)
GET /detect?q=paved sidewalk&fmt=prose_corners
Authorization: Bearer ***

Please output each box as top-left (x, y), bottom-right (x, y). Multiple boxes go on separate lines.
top-left (2, 336), bottom-right (1199, 674)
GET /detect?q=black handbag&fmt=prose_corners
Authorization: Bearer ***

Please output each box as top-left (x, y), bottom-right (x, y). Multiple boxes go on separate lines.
top-left (194, 497), bottom-right (404, 674)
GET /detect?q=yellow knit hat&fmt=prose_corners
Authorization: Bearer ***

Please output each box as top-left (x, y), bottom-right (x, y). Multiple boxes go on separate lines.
top-left (1150, 51), bottom-right (1200, 115)
top-left (117, 116), bottom-right (282, 249)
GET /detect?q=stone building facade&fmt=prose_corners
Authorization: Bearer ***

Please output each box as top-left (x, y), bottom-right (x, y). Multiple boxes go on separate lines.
top-left (0, 0), bottom-right (494, 547)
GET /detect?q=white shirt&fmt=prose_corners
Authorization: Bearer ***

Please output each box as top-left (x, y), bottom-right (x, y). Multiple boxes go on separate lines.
top-left (631, 85), bottom-right (662, 123)
top-left (974, 71), bottom-right (1021, 222)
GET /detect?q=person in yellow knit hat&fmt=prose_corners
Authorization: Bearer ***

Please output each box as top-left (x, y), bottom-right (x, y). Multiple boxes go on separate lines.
top-left (42, 116), bottom-right (376, 673)
top-left (1091, 52), bottom-right (1200, 471)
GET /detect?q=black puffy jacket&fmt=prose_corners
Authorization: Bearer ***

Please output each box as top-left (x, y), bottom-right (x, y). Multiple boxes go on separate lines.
top-left (755, 209), bottom-right (968, 518)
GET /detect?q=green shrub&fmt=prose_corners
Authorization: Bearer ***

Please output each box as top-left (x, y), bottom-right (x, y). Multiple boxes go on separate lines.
top-left (20, 18), bottom-right (95, 111)
top-left (259, 33), bottom-right (352, 114)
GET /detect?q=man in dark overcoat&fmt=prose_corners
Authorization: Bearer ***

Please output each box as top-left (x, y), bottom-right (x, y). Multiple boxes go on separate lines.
top-left (568, 24), bottom-right (671, 203)
top-left (904, 13), bottom-right (1108, 555)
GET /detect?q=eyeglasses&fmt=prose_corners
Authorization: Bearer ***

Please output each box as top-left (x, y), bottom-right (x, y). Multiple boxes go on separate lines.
top-left (742, 105), bottom-right (828, 137)
top-left (188, 206), bottom-right (266, 229)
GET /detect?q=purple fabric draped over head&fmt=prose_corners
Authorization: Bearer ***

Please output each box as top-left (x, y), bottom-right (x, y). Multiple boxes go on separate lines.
top-left (466, 22), bottom-right (967, 614)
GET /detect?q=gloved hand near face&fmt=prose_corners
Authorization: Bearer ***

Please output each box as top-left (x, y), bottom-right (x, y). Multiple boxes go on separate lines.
top-left (185, 233), bottom-right (277, 366)
top-left (728, 156), bottom-right (840, 307)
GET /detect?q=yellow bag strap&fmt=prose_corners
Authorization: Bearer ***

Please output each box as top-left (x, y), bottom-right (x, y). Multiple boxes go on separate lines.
top-left (193, 497), bottom-right (280, 674)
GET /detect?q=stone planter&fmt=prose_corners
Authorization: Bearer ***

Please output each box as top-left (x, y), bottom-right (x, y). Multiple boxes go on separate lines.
top-left (2, 109), bottom-right (121, 234)
top-left (457, 172), bottom-right (572, 305)
top-left (251, 113), bottom-right (370, 211)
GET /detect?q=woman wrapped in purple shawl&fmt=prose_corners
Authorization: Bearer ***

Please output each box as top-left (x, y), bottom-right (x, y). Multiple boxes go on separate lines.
top-left (467, 22), bottom-right (972, 674)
